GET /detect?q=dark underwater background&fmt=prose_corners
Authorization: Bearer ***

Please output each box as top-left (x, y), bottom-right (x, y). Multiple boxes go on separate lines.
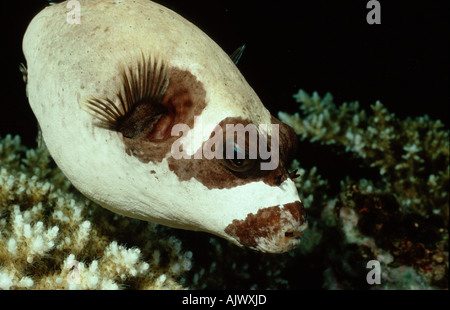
top-left (0, 0), bottom-right (448, 293)
top-left (3, 0), bottom-right (449, 144)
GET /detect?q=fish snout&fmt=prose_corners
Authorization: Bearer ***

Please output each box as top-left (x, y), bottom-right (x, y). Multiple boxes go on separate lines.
top-left (224, 200), bottom-right (307, 253)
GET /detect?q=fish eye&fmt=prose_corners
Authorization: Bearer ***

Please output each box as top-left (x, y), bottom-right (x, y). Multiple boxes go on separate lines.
top-left (227, 157), bottom-right (251, 170)
top-left (222, 142), bottom-right (256, 173)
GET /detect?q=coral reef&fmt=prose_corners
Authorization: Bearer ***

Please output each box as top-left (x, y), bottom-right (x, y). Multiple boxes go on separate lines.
top-left (0, 89), bottom-right (448, 289)
top-left (279, 90), bottom-right (448, 289)
top-left (0, 135), bottom-right (192, 289)
top-left (279, 90), bottom-right (449, 223)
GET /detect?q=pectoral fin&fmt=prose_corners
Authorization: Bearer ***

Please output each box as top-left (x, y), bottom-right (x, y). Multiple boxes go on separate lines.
top-left (81, 51), bottom-right (170, 140)
top-left (230, 44), bottom-right (246, 65)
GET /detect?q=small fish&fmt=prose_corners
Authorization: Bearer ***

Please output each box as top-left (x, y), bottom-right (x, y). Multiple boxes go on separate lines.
top-left (22, 0), bottom-right (307, 253)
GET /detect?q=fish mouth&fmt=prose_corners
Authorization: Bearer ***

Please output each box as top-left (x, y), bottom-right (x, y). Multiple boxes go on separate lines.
top-left (224, 200), bottom-right (308, 253)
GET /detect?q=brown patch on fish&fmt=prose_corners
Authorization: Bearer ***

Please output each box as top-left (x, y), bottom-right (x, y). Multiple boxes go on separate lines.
top-left (224, 201), bottom-right (306, 251)
top-left (122, 66), bottom-right (207, 163)
top-left (283, 200), bottom-right (307, 226)
top-left (167, 115), bottom-right (298, 189)
top-left (82, 50), bottom-right (207, 163)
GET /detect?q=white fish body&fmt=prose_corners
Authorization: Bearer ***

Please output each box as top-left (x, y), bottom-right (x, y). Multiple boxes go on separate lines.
top-left (23, 0), bottom-right (307, 253)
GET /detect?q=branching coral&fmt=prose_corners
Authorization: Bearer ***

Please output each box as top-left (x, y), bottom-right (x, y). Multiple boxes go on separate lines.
top-left (279, 90), bottom-right (449, 222)
top-left (279, 90), bottom-right (448, 289)
top-left (1, 89), bottom-right (448, 290)
top-left (0, 135), bottom-right (192, 289)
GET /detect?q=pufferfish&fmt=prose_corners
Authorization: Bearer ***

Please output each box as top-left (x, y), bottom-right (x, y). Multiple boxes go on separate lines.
top-left (22, 0), bottom-right (307, 253)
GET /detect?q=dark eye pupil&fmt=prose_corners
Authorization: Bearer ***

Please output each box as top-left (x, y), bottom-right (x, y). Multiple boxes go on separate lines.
top-left (233, 146), bottom-right (247, 163)
top-left (222, 142), bottom-right (257, 173)
top-left (231, 158), bottom-right (245, 166)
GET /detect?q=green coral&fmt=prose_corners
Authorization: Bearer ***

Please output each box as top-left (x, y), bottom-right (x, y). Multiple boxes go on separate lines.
top-left (279, 90), bottom-right (449, 222)
top-left (1, 88), bottom-right (448, 289)
top-left (279, 90), bottom-right (449, 289)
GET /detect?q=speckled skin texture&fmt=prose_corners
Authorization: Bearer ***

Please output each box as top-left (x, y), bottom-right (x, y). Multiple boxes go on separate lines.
top-left (23, 0), bottom-right (306, 253)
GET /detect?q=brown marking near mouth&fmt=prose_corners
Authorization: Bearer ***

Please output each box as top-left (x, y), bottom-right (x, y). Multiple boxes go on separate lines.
top-left (166, 115), bottom-right (299, 189)
top-left (224, 201), bottom-right (306, 250)
top-left (284, 200), bottom-right (307, 225)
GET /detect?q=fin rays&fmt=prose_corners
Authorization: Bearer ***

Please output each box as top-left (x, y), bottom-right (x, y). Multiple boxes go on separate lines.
top-left (81, 51), bottom-right (169, 131)
top-left (230, 44), bottom-right (246, 65)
